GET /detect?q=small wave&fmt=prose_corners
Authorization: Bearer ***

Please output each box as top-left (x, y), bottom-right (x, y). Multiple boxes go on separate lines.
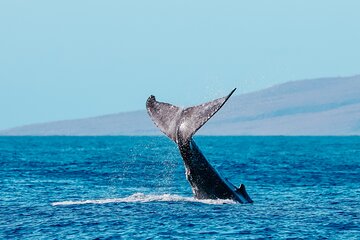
top-left (51, 193), bottom-right (236, 206)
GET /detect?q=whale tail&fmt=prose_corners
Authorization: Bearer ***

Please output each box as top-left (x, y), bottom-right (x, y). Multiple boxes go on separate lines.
top-left (146, 88), bottom-right (236, 144)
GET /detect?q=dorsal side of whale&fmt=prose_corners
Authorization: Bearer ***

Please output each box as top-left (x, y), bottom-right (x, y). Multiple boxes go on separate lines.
top-left (146, 88), bottom-right (236, 144)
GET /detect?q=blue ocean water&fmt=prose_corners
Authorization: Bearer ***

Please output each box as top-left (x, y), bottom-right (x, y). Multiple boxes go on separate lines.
top-left (1, 136), bottom-right (359, 239)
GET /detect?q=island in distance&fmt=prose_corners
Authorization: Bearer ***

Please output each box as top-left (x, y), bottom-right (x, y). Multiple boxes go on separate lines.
top-left (1, 75), bottom-right (360, 136)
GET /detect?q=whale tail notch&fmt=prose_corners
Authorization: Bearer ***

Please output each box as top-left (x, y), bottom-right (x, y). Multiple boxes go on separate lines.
top-left (146, 88), bottom-right (236, 143)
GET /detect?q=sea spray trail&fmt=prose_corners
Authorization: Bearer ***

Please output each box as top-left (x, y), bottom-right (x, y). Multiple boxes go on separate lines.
top-left (51, 193), bottom-right (236, 206)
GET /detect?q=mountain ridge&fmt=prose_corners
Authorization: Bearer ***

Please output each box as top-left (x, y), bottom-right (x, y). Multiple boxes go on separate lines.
top-left (1, 75), bottom-right (360, 136)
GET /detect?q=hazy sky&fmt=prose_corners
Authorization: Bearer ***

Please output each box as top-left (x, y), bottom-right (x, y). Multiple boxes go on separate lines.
top-left (1, 1), bottom-right (359, 130)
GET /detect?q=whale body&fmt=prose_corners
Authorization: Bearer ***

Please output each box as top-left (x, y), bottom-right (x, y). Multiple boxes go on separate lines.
top-left (146, 89), bottom-right (252, 203)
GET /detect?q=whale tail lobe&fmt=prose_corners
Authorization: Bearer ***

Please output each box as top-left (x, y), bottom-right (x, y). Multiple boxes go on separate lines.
top-left (146, 88), bottom-right (236, 143)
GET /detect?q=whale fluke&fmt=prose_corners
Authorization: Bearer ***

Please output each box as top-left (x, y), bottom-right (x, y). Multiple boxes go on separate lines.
top-left (146, 88), bottom-right (236, 144)
top-left (146, 88), bottom-right (252, 203)
top-left (146, 96), bottom-right (182, 141)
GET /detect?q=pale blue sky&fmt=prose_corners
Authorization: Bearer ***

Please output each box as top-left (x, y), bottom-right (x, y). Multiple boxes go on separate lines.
top-left (1, 1), bottom-right (359, 130)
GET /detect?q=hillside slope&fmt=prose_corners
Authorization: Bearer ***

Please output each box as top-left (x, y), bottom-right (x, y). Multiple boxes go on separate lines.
top-left (1, 75), bottom-right (360, 136)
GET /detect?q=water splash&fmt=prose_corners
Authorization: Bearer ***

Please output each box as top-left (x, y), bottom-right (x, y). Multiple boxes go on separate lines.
top-left (51, 193), bottom-right (236, 206)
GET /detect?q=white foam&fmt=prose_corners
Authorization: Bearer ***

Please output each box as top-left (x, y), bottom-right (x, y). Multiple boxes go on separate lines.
top-left (51, 193), bottom-right (236, 206)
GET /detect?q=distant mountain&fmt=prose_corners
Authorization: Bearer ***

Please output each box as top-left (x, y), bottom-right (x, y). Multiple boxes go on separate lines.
top-left (1, 75), bottom-right (360, 136)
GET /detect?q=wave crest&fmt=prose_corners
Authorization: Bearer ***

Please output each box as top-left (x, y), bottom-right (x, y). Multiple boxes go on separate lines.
top-left (51, 193), bottom-right (236, 206)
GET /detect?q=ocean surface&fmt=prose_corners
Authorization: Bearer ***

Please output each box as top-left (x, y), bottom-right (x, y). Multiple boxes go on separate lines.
top-left (1, 136), bottom-right (359, 239)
